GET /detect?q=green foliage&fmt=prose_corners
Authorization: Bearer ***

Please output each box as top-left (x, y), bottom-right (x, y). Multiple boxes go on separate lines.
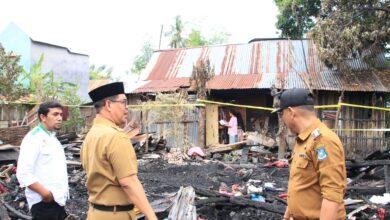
top-left (274, 0), bottom-right (321, 39)
top-left (185, 29), bottom-right (230, 47)
top-left (275, 0), bottom-right (390, 70)
top-left (310, 0), bottom-right (390, 70)
top-left (166, 16), bottom-right (231, 49)
top-left (22, 54), bottom-right (61, 101)
top-left (89, 64), bottom-right (113, 79)
top-left (23, 53), bottom-right (84, 133)
top-left (185, 29), bottom-right (207, 47)
top-left (0, 43), bottom-right (28, 101)
top-left (131, 41), bottom-right (154, 75)
top-left (165, 15), bottom-right (186, 48)
top-left (207, 30), bottom-right (231, 45)
top-left (59, 83), bottom-right (85, 134)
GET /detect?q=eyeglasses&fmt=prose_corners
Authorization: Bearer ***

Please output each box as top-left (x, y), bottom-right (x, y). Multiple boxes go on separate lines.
top-left (109, 99), bottom-right (128, 107)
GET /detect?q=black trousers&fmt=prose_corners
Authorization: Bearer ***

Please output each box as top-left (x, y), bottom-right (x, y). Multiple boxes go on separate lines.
top-left (31, 201), bottom-right (67, 220)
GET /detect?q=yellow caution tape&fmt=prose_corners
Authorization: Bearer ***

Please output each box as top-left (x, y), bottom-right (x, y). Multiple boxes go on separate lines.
top-left (127, 103), bottom-right (205, 108)
top-left (340, 103), bottom-right (390, 112)
top-left (314, 104), bottom-right (340, 109)
top-left (1, 100), bottom-right (390, 112)
top-left (0, 101), bottom-right (204, 108)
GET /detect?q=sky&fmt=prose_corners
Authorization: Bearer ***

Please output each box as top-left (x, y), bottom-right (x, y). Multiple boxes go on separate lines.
top-left (0, 0), bottom-right (279, 79)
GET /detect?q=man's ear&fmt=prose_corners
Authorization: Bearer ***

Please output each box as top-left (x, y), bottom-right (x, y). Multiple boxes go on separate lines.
top-left (39, 114), bottom-right (45, 122)
top-left (105, 100), bottom-right (113, 112)
top-left (287, 107), bottom-right (295, 118)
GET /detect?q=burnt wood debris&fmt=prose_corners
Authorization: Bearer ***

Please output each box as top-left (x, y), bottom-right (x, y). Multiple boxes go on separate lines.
top-left (0, 130), bottom-right (389, 220)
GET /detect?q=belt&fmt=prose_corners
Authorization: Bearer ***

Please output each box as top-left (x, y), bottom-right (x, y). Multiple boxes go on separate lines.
top-left (91, 203), bottom-right (134, 212)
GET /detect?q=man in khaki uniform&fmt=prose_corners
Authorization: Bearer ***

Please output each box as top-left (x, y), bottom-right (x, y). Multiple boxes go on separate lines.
top-left (81, 82), bottom-right (157, 220)
top-left (273, 88), bottom-right (347, 220)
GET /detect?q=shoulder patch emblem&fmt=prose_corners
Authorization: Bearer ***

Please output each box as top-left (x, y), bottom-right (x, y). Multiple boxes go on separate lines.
top-left (316, 147), bottom-right (327, 161)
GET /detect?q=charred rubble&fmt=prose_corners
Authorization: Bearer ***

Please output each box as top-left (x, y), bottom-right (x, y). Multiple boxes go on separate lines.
top-left (0, 132), bottom-right (389, 220)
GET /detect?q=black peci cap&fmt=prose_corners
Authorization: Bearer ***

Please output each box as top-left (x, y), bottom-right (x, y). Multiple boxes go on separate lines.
top-left (272, 88), bottom-right (314, 113)
top-left (88, 82), bottom-right (125, 103)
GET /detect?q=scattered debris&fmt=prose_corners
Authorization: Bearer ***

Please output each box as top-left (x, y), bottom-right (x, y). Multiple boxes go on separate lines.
top-left (0, 130), bottom-right (389, 219)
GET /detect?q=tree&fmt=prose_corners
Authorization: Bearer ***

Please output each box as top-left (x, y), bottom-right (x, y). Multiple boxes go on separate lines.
top-left (0, 44), bottom-right (28, 101)
top-left (89, 64), bottom-right (113, 79)
top-left (207, 30), bottom-right (231, 45)
top-left (274, 0), bottom-right (321, 39)
top-left (185, 29), bottom-right (231, 47)
top-left (23, 54), bottom-right (61, 101)
top-left (185, 29), bottom-right (207, 48)
top-left (190, 59), bottom-right (214, 147)
top-left (131, 41), bottom-right (154, 75)
top-left (310, 0), bottom-right (390, 69)
top-left (275, 0), bottom-right (390, 70)
top-left (165, 15), bottom-right (186, 48)
top-left (59, 83), bottom-right (85, 133)
top-left (0, 43), bottom-right (28, 126)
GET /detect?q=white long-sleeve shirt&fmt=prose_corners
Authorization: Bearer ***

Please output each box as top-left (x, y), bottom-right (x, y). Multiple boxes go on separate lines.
top-left (16, 123), bottom-right (69, 209)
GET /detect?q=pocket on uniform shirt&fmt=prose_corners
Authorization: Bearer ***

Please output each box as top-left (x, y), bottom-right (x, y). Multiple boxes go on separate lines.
top-left (296, 158), bottom-right (309, 169)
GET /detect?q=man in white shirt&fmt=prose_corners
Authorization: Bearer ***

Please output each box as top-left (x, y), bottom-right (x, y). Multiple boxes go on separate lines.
top-left (17, 101), bottom-right (69, 220)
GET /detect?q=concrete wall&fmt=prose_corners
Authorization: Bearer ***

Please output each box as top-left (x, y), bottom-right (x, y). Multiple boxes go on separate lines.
top-left (0, 23), bottom-right (31, 80)
top-left (31, 41), bottom-right (89, 101)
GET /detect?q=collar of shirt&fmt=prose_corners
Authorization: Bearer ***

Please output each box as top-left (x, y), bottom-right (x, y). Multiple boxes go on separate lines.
top-left (93, 116), bottom-right (122, 131)
top-left (296, 119), bottom-right (321, 142)
top-left (38, 123), bottom-right (56, 137)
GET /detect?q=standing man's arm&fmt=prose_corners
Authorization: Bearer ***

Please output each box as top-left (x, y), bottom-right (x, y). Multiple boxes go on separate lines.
top-left (108, 135), bottom-right (157, 219)
top-left (283, 206), bottom-right (291, 220)
top-left (28, 182), bottom-right (54, 202)
top-left (320, 198), bottom-right (338, 220)
top-left (16, 135), bottom-right (53, 202)
top-left (119, 176), bottom-right (157, 220)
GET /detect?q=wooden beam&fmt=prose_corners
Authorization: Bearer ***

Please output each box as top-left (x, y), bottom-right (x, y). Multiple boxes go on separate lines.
top-left (230, 196), bottom-right (285, 214)
top-left (385, 165), bottom-right (390, 193)
top-left (346, 160), bottom-right (390, 168)
top-left (347, 186), bottom-right (385, 195)
top-left (207, 141), bottom-right (246, 153)
top-left (206, 104), bottom-right (219, 146)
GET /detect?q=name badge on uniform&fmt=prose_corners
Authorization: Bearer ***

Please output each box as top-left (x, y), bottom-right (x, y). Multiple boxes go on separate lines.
top-left (316, 147), bottom-right (327, 161)
top-left (311, 128), bottom-right (321, 140)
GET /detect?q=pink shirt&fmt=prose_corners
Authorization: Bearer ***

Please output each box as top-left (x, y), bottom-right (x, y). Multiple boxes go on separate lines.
top-left (228, 116), bottom-right (238, 136)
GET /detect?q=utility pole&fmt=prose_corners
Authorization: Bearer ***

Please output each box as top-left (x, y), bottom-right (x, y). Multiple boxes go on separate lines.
top-left (158, 25), bottom-right (163, 50)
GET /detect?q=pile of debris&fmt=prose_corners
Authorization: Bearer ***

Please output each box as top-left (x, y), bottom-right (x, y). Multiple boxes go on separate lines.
top-left (1, 129), bottom-right (390, 219)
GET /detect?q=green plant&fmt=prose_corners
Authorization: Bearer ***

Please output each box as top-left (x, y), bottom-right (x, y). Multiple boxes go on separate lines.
top-left (59, 83), bottom-right (85, 134)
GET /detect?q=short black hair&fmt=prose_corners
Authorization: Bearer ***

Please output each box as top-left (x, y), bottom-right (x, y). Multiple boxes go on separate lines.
top-left (38, 101), bottom-right (63, 121)
top-left (94, 94), bottom-right (118, 113)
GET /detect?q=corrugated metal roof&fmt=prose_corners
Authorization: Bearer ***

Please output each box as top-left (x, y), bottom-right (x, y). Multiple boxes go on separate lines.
top-left (135, 39), bottom-right (389, 93)
top-left (207, 74), bottom-right (262, 90)
top-left (132, 78), bottom-right (190, 93)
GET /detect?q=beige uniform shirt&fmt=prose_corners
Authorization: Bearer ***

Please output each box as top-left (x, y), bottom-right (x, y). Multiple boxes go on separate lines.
top-left (287, 119), bottom-right (347, 220)
top-left (81, 117), bottom-right (137, 206)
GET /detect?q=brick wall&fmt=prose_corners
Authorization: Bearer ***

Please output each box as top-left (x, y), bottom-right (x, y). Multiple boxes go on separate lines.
top-left (0, 126), bottom-right (30, 146)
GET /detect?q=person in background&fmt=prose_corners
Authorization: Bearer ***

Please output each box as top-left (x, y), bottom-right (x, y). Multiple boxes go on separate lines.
top-left (273, 88), bottom-right (347, 220)
top-left (81, 82), bottom-right (157, 220)
top-left (17, 101), bottom-right (69, 220)
top-left (225, 109), bottom-right (238, 144)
